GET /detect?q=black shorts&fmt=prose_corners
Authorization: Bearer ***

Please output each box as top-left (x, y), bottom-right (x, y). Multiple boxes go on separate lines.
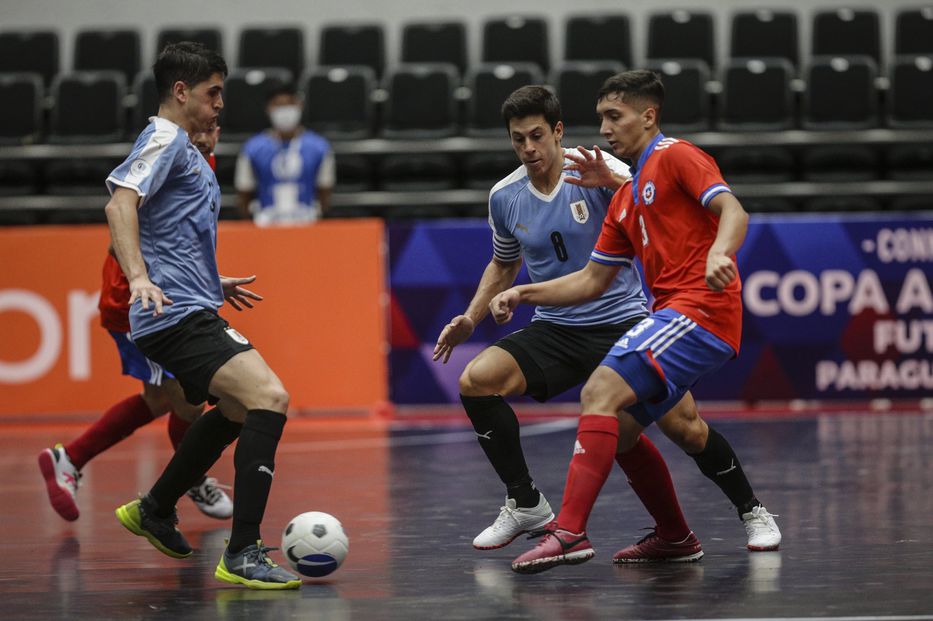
top-left (494, 316), bottom-right (646, 402)
top-left (134, 310), bottom-right (254, 406)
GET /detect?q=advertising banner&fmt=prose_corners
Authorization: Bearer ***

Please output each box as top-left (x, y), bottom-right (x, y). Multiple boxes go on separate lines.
top-left (0, 221), bottom-right (387, 417)
top-left (388, 215), bottom-right (932, 404)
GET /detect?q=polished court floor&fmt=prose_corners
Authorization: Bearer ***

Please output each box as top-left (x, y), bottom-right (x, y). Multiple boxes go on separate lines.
top-left (2, 409), bottom-right (932, 620)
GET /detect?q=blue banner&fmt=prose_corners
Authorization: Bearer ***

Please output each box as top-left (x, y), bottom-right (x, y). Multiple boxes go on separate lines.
top-left (388, 214), bottom-right (933, 404)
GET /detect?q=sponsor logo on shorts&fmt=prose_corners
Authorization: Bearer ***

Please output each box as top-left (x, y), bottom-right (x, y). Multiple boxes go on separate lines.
top-left (225, 328), bottom-right (249, 345)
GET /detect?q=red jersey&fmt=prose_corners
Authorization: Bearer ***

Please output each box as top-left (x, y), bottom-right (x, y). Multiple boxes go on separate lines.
top-left (99, 253), bottom-right (131, 332)
top-left (592, 135), bottom-right (742, 353)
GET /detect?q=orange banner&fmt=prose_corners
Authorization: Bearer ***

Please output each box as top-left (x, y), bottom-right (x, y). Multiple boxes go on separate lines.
top-left (0, 221), bottom-right (387, 417)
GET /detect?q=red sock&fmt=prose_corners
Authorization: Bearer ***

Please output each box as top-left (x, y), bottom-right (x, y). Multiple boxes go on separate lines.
top-left (167, 412), bottom-right (192, 450)
top-left (615, 434), bottom-right (691, 541)
top-left (65, 395), bottom-right (155, 470)
top-left (557, 414), bottom-right (619, 533)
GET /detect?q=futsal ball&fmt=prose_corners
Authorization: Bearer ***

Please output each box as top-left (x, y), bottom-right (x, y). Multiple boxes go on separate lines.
top-left (282, 511), bottom-right (349, 578)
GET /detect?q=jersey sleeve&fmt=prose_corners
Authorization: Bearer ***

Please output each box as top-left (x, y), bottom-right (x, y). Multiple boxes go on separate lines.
top-left (316, 149), bottom-right (336, 189)
top-left (234, 151), bottom-right (257, 192)
top-left (487, 191), bottom-right (521, 262)
top-left (106, 127), bottom-right (182, 204)
top-left (666, 142), bottom-right (731, 208)
top-left (591, 194), bottom-right (635, 265)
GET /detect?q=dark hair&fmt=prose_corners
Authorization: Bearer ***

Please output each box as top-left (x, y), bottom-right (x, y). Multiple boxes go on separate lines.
top-left (501, 85), bottom-right (561, 131)
top-left (266, 80), bottom-right (299, 103)
top-left (154, 41), bottom-right (228, 102)
top-left (597, 70), bottom-right (664, 112)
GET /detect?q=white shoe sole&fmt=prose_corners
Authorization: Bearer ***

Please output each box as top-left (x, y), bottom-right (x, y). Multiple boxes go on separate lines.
top-left (472, 512), bottom-right (554, 551)
top-left (511, 548), bottom-right (595, 574)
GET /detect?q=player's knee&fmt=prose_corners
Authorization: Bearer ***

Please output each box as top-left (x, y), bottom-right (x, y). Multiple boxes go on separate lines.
top-left (458, 360), bottom-right (499, 396)
top-left (260, 381), bottom-right (290, 413)
top-left (173, 402), bottom-right (204, 423)
top-left (581, 373), bottom-right (618, 412)
top-left (663, 416), bottom-right (707, 454)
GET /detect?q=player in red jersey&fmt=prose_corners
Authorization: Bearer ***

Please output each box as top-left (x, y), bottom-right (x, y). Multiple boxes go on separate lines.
top-left (490, 70), bottom-right (781, 573)
top-left (38, 128), bottom-right (234, 522)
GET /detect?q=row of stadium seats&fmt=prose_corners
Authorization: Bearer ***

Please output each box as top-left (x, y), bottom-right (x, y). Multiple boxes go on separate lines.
top-left (1, 54), bottom-right (931, 145)
top-left (1, 8), bottom-right (931, 85)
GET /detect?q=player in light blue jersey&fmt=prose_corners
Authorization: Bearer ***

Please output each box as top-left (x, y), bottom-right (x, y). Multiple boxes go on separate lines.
top-left (105, 42), bottom-right (300, 590)
top-left (433, 86), bottom-right (704, 558)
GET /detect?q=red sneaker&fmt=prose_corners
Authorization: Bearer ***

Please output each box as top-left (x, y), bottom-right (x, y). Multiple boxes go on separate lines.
top-left (612, 529), bottom-right (703, 563)
top-left (511, 522), bottom-right (595, 574)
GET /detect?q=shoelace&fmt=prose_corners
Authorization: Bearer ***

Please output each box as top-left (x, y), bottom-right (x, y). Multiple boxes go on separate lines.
top-left (490, 505), bottom-right (517, 531)
top-left (747, 508), bottom-right (779, 527)
top-left (198, 477), bottom-right (231, 504)
top-left (633, 527), bottom-right (660, 546)
top-left (525, 522), bottom-right (559, 541)
top-left (243, 544), bottom-right (281, 568)
top-left (139, 500), bottom-right (180, 534)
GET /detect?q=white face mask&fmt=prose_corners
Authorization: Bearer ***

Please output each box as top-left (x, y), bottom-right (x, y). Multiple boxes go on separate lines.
top-left (269, 105), bottom-right (302, 132)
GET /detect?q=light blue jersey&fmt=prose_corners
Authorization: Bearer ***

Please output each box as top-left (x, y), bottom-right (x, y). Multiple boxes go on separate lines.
top-left (488, 149), bottom-right (648, 326)
top-left (107, 117), bottom-right (223, 339)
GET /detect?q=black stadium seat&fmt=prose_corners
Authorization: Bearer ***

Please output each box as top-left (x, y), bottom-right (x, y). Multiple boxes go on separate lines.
top-left (730, 10), bottom-right (799, 68)
top-left (896, 8), bottom-right (933, 55)
top-left (647, 11), bottom-right (715, 69)
top-left (888, 55), bottom-right (933, 127)
top-left (156, 27), bottom-right (223, 55)
top-left (302, 65), bottom-right (376, 139)
top-left (812, 9), bottom-right (881, 65)
top-left (720, 57), bottom-right (795, 130)
top-left (0, 73), bottom-right (44, 144)
top-left (50, 71), bottom-right (126, 143)
top-left (319, 24), bottom-right (385, 79)
top-left (0, 30), bottom-right (59, 86)
top-left (564, 14), bottom-right (632, 67)
top-left (382, 64), bottom-right (459, 138)
top-left (482, 16), bottom-right (550, 73)
top-left (220, 67), bottom-right (293, 139)
top-left (74, 29), bottom-right (141, 85)
top-left (238, 27), bottom-right (304, 82)
top-left (465, 62), bottom-right (544, 136)
top-left (645, 59), bottom-right (711, 132)
top-left (552, 61), bottom-right (625, 134)
top-left (131, 71), bottom-right (159, 133)
top-left (401, 21), bottom-right (467, 77)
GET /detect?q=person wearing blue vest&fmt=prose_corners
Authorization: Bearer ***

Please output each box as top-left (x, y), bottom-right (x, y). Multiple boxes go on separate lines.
top-left (105, 41), bottom-right (300, 590)
top-left (433, 85), bottom-right (780, 564)
top-left (235, 82), bottom-right (335, 226)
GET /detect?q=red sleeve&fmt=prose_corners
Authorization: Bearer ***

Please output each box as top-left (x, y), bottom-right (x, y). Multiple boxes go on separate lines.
top-left (592, 191), bottom-right (635, 264)
top-left (666, 142), bottom-right (731, 209)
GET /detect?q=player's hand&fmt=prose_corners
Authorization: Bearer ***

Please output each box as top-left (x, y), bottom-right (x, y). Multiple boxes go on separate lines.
top-left (432, 315), bottom-right (476, 363)
top-left (220, 274), bottom-right (263, 311)
top-left (489, 289), bottom-right (521, 325)
top-left (564, 146), bottom-right (614, 188)
top-left (705, 253), bottom-right (737, 292)
top-left (128, 276), bottom-right (172, 317)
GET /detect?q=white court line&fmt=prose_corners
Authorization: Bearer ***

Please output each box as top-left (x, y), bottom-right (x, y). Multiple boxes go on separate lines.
top-left (276, 419), bottom-right (578, 453)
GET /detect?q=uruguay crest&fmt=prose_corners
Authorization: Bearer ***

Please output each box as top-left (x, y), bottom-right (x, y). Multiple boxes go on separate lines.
top-left (570, 200), bottom-right (589, 223)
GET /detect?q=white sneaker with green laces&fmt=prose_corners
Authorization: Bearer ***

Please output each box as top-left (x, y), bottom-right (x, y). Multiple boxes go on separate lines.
top-left (742, 505), bottom-right (781, 551)
top-left (473, 495), bottom-right (554, 550)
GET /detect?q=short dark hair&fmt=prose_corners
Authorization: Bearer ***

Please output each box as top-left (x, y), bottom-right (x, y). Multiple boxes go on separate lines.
top-left (154, 41), bottom-right (228, 102)
top-left (597, 70), bottom-right (664, 112)
top-left (501, 85), bottom-right (562, 131)
top-left (266, 80), bottom-right (299, 103)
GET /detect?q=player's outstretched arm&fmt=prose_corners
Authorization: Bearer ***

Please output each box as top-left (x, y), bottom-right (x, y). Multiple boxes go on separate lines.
top-left (705, 192), bottom-right (749, 292)
top-left (220, 275), bottom-right (264, 311)
top-left (489, 260), bottom-right (620, 325)
top-left (564, 146), bottom-right (628, 189)
top-left (105, 187), bottom-right (172, 316)
top-left (433, 257), bottom-right (522, 363)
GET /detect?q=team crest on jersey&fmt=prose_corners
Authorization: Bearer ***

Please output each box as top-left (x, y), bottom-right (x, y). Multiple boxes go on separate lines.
top-left (569, 200), bottom-right (589, 224)
top-left (642, 180), bottom-right (656, 205)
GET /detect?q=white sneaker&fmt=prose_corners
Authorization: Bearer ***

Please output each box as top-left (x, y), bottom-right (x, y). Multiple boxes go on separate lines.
top-left (742, 505), bottom-right (781, 551)
top-left (473, 495), bottom-right (554, 550)
top-left (187, 476), bottom-right (233, 519)
top-left (38, 444), bottom-right (81, 521)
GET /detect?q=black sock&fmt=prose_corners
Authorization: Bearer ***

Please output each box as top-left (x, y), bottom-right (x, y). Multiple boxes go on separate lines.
top-left (460, 394), bottom-right (540, 508)
top-left (689, 426), bottom-right (759, 518)
top-left (227, 409), bottom-right (286, 554)
top-left (148, 408), bottom-right (242, 517)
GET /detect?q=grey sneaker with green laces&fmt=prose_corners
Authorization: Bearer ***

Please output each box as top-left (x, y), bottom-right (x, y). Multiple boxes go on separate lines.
top-left (115, 496), bottom-right (192, 559)
top-left (215, 541), bottom-right (301, 590)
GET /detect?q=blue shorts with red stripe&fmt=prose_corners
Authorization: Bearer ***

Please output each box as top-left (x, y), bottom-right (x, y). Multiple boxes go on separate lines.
top-left (108, 330), bottom-right (173, 386)
top-left (598, 308), bottom-right (735, 427)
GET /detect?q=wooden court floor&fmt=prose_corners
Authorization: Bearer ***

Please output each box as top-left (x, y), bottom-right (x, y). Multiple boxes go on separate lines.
top-left (1, 409), bottom-right (932, 620)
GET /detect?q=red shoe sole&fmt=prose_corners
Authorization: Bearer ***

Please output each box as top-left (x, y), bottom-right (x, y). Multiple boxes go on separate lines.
top-left (38, 451), bottom-right (79, 521)
top-left (748, 544), bottom-right (780, 551)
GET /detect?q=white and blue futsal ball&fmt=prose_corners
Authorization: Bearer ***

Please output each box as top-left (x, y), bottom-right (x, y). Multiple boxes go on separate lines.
top-left (282, 511), bottom-right (349, 578)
